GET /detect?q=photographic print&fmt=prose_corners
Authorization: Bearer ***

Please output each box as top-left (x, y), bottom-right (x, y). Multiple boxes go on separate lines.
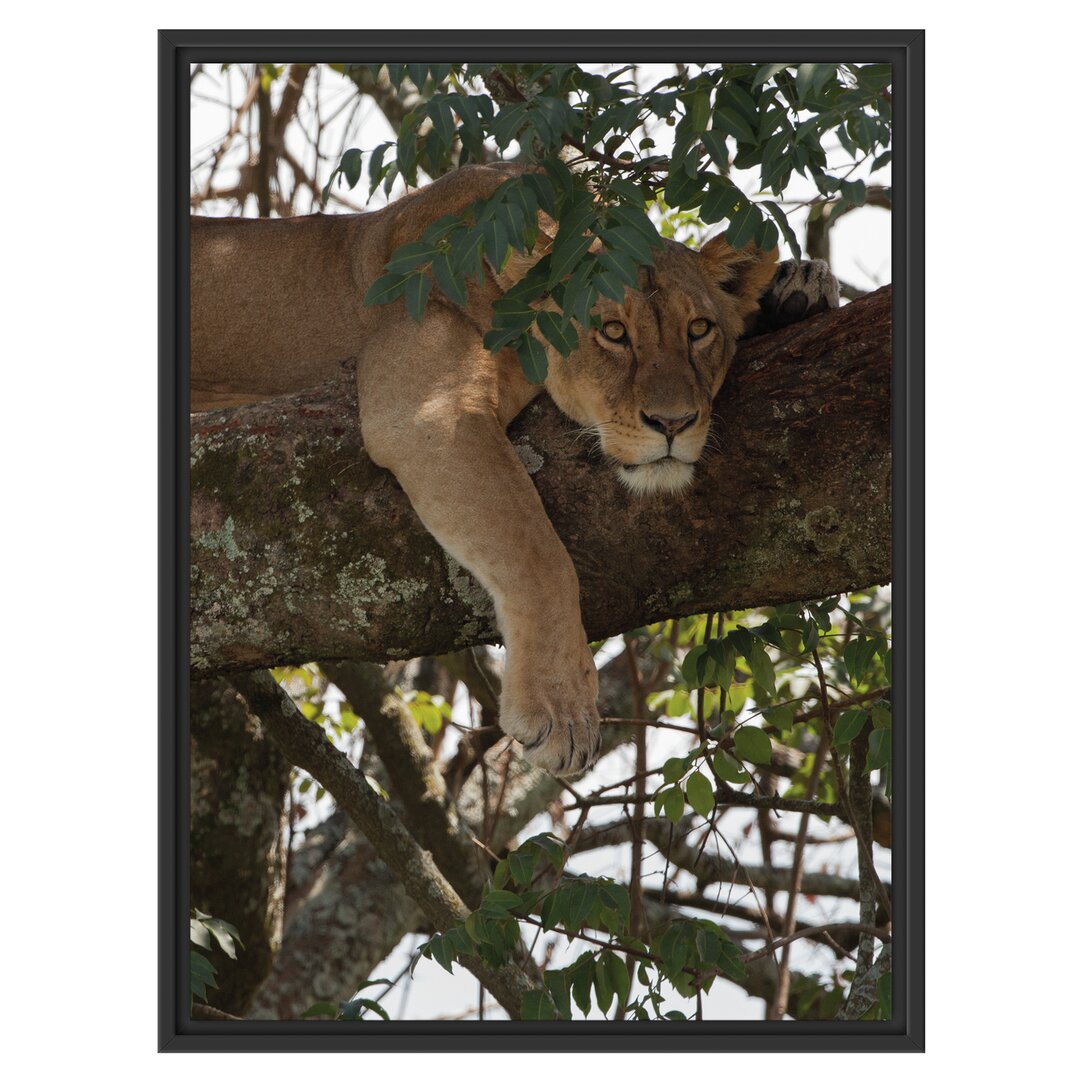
top-left (163, 30), bottom-right (923, 1051)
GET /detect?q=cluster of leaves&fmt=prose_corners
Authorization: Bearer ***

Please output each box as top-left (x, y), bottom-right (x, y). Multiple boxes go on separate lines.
top-left (324, 62), bottom-right (890, 380)
top-left (362, 163), bottom-right (664, 383)
top-left (190, 909), bottom-right (243, 1005)
top-left (398, 687), bottom-right (453, 735)
top-left (644, 590), bottom-right (892, 824)
top-left (414, 833), bottom-right (746, 1020)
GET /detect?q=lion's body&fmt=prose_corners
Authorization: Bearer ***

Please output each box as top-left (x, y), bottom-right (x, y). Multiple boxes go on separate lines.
top-left (191, 163), bottom-right (836, 774)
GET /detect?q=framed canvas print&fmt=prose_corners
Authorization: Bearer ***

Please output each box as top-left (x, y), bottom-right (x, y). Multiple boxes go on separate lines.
top-left (161, 28), bottom-right (924, 1051)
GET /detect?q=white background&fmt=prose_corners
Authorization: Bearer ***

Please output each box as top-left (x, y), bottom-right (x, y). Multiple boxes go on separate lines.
top-left (2, 3), bottom-right (1076, 1076)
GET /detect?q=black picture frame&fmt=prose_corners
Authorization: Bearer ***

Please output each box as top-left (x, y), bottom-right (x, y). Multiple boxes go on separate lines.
top-left (161, 28), bottom-right (924, 1052)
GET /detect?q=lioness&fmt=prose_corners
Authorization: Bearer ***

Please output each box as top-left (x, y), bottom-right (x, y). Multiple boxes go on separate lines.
top-left (191, 162), bottom-right (837, 775)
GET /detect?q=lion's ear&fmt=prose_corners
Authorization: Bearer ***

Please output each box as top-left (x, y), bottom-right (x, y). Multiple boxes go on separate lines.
top-left (700, 234), bottom-right (780, 323)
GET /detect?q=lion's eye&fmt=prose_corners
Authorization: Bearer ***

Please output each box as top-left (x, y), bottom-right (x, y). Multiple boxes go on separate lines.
top-left (601, 321), bottom-right (627, 343)
top-left (688, 318), bottom-right (712, 340)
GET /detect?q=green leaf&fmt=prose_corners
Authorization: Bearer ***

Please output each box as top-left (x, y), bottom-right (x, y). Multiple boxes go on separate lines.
top-left (753, 63), bottom-right (790, 88)
top-left (607, 203), bottom-right (663, 250)
top-left (662, 756), bottom-right (688, 784)
top-left (596, 248), bottom-right (639, 291)
top-left (404, 272), bottom-right (432, 323)
top-left (450, 225), bottom-right (486, 278)
top-left (855, 63), bottom-right (893, 91)
top-left (602, 225), bottom-right (656, 267)
top-left (712, 106), bottom-right (757, 144)
top-left (202, 917), bottom-right (242, 960)
top-left (481, 889), bottom-right (522, 914)
top-left (432, 252), bottom-right (467, 305)
top-left (749, 637), bottom-right (776, 697)
top-left (385, 241), bottom-right (438, 275)
top-left (686, 771), bottom-right (715, 818)
top-left (301, 1001), bottom-right (339, 1019)
top-left (367, 141), bottom-right (391, 197)
top-left (515, 334), bottom-right (548, 383)
top-left (478, 217), bottom-right (509, 271)
top-left (190, 950), bottom-right (218, 1002)
top-left (754, 219), bottom-right (779, 252)
top-left (796, 63), bottom-right (827, 103)
top-left (598, 882), bottom-right (631, 930)
top-left (522, 171), bottom-right (558, 216)
top-left (189, 919), bottom-right (214, 951)
top-left (686, 85), bottom-right (712, 132)
top-left (725, 200), bottom-right (764, 251)
top-left (711, 749), bottom-right (750, 784)
top-left (800, 613), bottom-right (820, 652)
top-left (339, 147), bottom-right (364, 188)
top-left (877, 973), bottom-right (892, 1019)
top-left (866, 728), bottom-right (891, 772)
top-left (714, 941), bottom-right (747, 982)
top-left (422, 214), bottom-right (463, 246)
top-left (734, 726), bottom-right (773, 766)
top-left (483, 325), bottom-right (527, 354)
top-left (764, 704), bottom-right (795, 732)
top-left (537, 309), bottom-right (579, 357)
top-left (602, 952), bottom-right (630, 1008)
top-left (840, 178), bottom-right (867, 206)
top-left (521, 989), bottom-right (557, 1020)
top-left (607, 176), bottom-right (646, 208)
top-left (681, 644), bottom-right (709, 689)
top-left (572, 957), bottom-right (594, 1016)
top-left (656, 785), bottom-right (685, 822)
top-left (833, 709), bottom-right (868, 746)
top-left (544, 968), bottom-right (572, 1019)
top-left (871, 150), bottom-right (892, 174)
top-left (699, 181), bottom-right (741, 225)
top-left (363, 272), bottom-right (409, 307)
top-left (548, 230), bottom-right (595, 285)
top-left (339, 996), bottom-right (391, 1022)
top-left (508, 850), bottom-right (535, 886)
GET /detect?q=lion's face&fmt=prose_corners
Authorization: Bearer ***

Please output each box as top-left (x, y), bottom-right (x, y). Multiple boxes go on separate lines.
top-left (543, 235), bottom-right (778, 496)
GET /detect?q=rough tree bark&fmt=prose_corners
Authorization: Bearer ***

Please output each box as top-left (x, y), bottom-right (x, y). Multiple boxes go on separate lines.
top-left (191, 287), bottom-right (891, 676)
top-left (190, 677), bottom-right (291, 1015)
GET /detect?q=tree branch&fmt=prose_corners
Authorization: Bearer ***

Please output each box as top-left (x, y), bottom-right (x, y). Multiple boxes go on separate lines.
top-left (230, 670), bottom-right (537, 1018)
top-left (191, 287), bottom-right (892, 676)
top-left (320, 660), bottom-right (488, 908)
top-left (574, 817), bottom-right (884, 901)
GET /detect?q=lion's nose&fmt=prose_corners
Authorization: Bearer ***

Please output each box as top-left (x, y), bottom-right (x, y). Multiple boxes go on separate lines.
top-left (640, 410), bottom-right (698, 438)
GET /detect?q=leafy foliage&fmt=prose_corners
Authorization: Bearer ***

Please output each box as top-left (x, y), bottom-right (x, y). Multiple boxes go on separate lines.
top-left (190, 910), bottom-right (243, 1006)
top-left (324, 62), bottom-right (891, 378)
top-left (413, 832), bottom-right (748, 1020)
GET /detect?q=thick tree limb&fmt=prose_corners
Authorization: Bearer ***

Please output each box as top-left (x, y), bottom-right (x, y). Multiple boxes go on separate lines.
top-left (191, 287), bottom-right (891, 675)
top-left (189, 677), bottom-right (290, 1015)
top-left (320, 660), bottom-right (489, 909)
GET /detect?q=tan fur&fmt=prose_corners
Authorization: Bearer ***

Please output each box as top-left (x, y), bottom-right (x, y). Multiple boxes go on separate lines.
top-left (191, 163), bottom-right (777, 775)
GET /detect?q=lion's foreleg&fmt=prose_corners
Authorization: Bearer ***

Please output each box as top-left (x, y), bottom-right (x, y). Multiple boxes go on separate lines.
top-left (356, 317), bottom-right (601, 776)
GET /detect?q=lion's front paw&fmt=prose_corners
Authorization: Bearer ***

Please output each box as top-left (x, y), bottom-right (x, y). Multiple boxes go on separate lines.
top-left (500, 654), bottom-right (602, 776)
top-left (752, 259), bottom-right (840, 335)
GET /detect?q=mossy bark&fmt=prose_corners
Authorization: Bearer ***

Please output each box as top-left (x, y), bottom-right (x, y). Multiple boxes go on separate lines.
top-left (191, 287), bottom-right (891, 676)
